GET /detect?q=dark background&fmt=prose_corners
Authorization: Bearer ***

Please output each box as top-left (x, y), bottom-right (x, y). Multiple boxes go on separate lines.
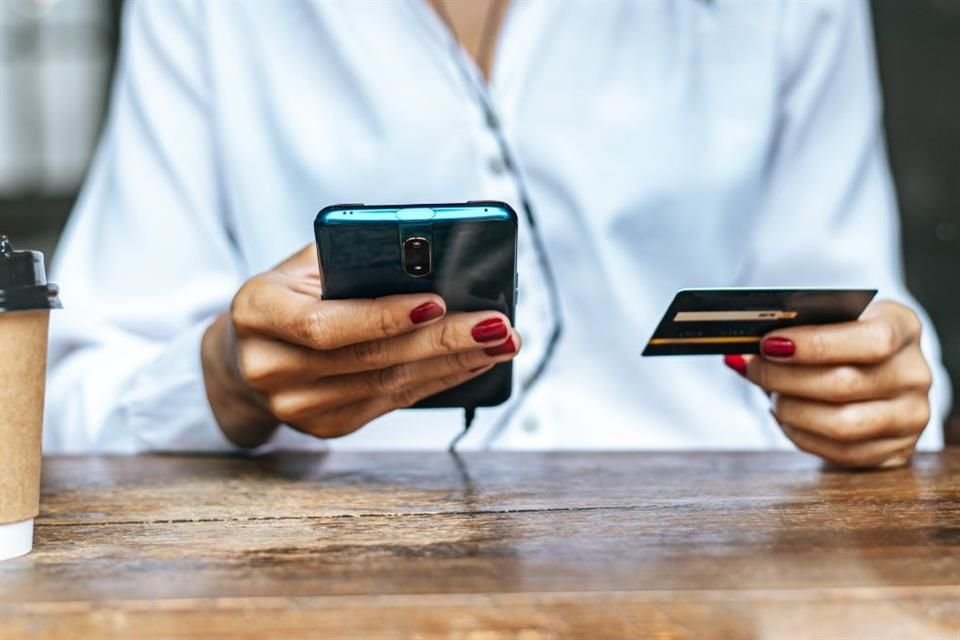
top-left (2, 0), bottom-right (958, 443)
top-left (873, 0), bottom-right (960, 443)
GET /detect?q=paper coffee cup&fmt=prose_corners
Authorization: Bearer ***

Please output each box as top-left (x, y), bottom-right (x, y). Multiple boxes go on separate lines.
top-left (0, 236), bottom-right (60, 561)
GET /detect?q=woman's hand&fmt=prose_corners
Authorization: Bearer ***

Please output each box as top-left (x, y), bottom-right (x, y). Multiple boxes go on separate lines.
top-left (724, 300), bottom-right (933, 469)
top-left (201, 244), bottom-right (520, 448)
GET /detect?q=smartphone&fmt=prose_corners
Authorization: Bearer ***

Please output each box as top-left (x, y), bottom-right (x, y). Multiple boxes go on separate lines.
top-left (314, 201), bottom-right (518, 409)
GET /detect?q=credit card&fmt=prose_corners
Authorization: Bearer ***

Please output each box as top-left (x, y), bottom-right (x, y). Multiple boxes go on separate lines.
top-left (642, 288), bottom-right (877, 356)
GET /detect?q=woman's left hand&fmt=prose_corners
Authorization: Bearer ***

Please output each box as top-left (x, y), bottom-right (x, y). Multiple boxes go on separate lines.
top-left (724, 300), bottom-right (933, 469)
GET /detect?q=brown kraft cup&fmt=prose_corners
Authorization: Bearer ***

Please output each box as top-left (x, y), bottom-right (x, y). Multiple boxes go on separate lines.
top-left (0, 236), bottom-right (60, 561)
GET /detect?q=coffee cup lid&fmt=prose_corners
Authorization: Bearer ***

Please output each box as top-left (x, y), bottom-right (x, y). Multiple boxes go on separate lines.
top-left (0, 236), bottom-right (61, 312)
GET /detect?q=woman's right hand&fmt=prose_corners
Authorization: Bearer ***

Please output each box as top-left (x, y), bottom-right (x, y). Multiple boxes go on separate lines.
top-left (200, 244), bottom-right (520, 448)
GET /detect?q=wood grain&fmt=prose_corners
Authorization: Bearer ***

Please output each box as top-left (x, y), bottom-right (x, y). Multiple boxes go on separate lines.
top-left (0, 451), bottom-right (958, 639)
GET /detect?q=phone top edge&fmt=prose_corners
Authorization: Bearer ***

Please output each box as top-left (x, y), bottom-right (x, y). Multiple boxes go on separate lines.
top-left (315, 201), bottom-right (518, 225)
top-left (676, 287), bottom-right (878, 295)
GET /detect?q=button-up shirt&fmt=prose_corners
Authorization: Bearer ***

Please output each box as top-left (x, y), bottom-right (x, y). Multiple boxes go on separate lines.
top-left (46, 0), bottom-right (949, 453)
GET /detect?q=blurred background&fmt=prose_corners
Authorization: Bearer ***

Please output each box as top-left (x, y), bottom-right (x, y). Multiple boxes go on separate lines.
top-left (0, 0), bottom-right (118, 255)
top-left (1, 0), bottom-right (958, 443)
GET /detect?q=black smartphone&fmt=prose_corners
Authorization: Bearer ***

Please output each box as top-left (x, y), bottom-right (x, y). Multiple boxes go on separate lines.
top-left (314, 201), bottom-right (518, 409)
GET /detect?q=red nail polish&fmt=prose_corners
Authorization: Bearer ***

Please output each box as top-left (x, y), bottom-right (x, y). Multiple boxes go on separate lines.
top-left (484, 335), bottom-right (516, 356)
top-left (761, 336), bottom-right (796, 358)
top-left (723, 354), bottom-right (747, 377)
top-left (410, 301), bottom-right (444, 325)
top-left (472, 318), bottom-right (508, 343)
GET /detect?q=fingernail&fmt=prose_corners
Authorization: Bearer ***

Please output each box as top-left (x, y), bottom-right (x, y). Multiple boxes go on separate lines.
top-left (410, 301), bottom-right (444, 324)
top-left (472, 318), bottom-right (508, 343)
top-left (761, 336), bottom-right (796, 358)
top-left (484, 335), bottom-right (516, 356)
top-left (723, 354), bottom-right (747, 377)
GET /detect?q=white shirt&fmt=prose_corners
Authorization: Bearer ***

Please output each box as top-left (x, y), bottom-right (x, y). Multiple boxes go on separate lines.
top-left (46, 0), bottom-right (949, 453)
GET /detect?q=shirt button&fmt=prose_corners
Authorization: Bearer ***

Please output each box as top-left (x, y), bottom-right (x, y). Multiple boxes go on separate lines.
top-left (488, 155), bottom-right (508, 175)
top-left (522, 416), bottom-right (540, 433)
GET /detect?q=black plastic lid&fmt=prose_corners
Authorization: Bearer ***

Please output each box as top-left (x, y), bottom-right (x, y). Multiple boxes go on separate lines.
top-left (0, 235), bottom-right (61, 312)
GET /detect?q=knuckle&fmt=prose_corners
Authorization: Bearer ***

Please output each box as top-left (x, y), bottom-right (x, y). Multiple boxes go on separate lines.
top-left (806, 331), bottom-right (829, 362)
top-left (903, 307), bottom-right (923, 340)
top-left (908, 397), bottom-right (931, 432)
top-left (907, 360), bottom-right (934, 394)
top-left (782, 425), bottom-right (817, 456)
top-left (830, 448), bottom-right (867, 468)
top-left (827, 366), bottom-right (862, 401)
top-left (266, 393), bottom-right (297, 423)
top-left (267, 391), bottom-right (323, 424)
top-left (290, 310), bottom-right (316, 344)
top-left (879, 449), bottom-right (915, 469)
top-left (834, 405), bottom-right (871, 442)
top-left (438, 371), bottom-right (469, 391)
top-left (920, 366), bottom-right (934, 392)
top-left (797, 436), bottom-right (863, 467)
top-left (236, 342), bottom-right (274, 388)
top-left (377, 365), bottom-right (411, 394)
top-left (295, 308), bottom-right (331, 346)
top-left (434, 321), bottom-right (463, 354)
top-left (390, 370), bottom-right (467, 408)
top-left (454, 350), bottom-right (479, 370)
top-left (299, 415), bottom-right (348, 439)
top-left (375, 305), bottom-right (405, 339)
top-left (350, 338), bottom-right (390, 368)
top-left (230, 282), bottom-right (259, 333)
top-left (392, 385), bottom-right (424, 409)
top-left (869, 322), bottom-right (899, 360)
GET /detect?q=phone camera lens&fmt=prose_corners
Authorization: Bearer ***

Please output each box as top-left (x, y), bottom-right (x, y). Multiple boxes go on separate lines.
top-left (403, 237), bottom-right (431, 277)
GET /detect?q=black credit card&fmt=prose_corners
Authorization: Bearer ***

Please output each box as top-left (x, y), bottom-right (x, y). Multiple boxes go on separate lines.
top-left (642, 288), bottom-right (877, 356)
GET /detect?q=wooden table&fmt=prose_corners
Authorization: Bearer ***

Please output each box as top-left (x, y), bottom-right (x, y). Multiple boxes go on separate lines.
top-left (1, 451), bottom-right (958, 639)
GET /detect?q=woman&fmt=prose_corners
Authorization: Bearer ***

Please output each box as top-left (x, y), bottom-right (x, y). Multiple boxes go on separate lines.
top-left (46, 0), bottom-right (948, 466)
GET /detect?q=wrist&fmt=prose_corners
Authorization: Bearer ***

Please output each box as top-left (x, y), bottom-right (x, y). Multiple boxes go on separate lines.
top-left (200, 313), bottom-right (279, 448)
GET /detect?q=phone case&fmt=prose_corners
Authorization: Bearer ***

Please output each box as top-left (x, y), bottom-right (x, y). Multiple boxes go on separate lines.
top-left (314, 201), bottom-right (518, 408)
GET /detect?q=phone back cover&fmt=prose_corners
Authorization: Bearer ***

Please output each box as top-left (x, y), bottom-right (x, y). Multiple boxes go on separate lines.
top-left (316, 203), bottom-right (518, 408)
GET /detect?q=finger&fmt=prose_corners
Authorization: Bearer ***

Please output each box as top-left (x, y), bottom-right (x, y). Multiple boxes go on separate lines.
top-left (232, 276), bottom-right (447, 350)
top-left (744, 346), bottom-right (931, 403)
top-left (284, 392), bottom-right (398, 440)
top-left (322, 315), bottom-right (517, 378)
top-left (723, 354), bottom-right (771, 399)
top-left (759, 300), bottom-right (922, 365)
top-left (266, 331), bottom-right (521, 420)
top-left (772, 392), bottom-right (931, 443)
top-left (386, 362), bottom-right (499, 409)
top-left (290, 364), bottom-right (496, 439)
top-left (776, 420), bottom-right (919, 469)
top-left (238, 311), bottom-right (515, 387)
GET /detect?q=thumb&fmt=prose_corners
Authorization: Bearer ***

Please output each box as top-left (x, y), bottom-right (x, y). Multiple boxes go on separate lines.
top-left (274, 243), bottom-right (320, 277)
